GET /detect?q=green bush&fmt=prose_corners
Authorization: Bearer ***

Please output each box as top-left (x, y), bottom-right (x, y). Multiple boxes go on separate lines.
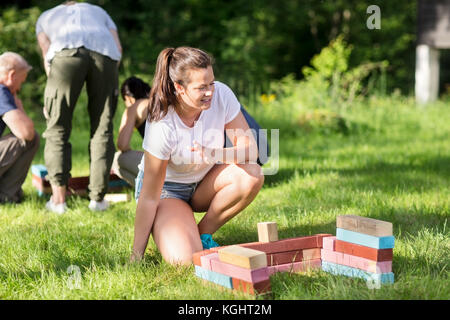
top-left (253, 36), bottom-right (388, 136)
top-left (300, 35), bottom-right (388, 110)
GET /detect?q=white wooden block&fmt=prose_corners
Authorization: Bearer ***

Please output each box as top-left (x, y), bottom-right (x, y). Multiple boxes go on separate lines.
top-left (257, 222), bottom-right (278, 243)
top-left (218, 245), bottom-right (267, 269)
top-left (104, 193), bottom-right (131, 203)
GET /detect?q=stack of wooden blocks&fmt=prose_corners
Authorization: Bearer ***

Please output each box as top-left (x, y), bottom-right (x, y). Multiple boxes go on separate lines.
top-left (31, 164), bottom-right (130, 199)
top-left (321, 215), bottom-right (395, 285)
top-left (31, 164), bottom-right (52, 196)
top-left (193, 222), bottom-right (331, 296)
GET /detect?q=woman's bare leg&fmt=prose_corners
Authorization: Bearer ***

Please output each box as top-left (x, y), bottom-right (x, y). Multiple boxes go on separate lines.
top-left (152, 198), bottom-right (203, 265)
top-left (190, 163), bottom-right (264, 235)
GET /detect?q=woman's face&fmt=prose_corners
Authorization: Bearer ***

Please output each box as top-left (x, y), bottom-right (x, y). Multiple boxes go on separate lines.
top-left (176, 66), bottom-right (215, 111)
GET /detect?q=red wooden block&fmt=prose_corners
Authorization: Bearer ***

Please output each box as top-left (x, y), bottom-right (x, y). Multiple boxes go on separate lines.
top-left (232, 278), bottom-right (271, 295)
top-left (334, 239), bottom-right (393, 261)
top-left (266, 250), bottom-right (303, 266)
top-left (240, 237), bottom-right (315, 253)
top-left (192, 249), bottom-right (213, 266)
top-left (241, 234), bottom-right (332, 254)
top-left (302, 248), bottom-right (321, 260)
top-left (267, 259), bottom-right (322, 275)
top-left (67, 174), bottom-right (124, 191)
top-left (32, 171), bottom-right (128, 196)
top-left (68, 176), bottom-right (90, 190)
top-left (316, 234), bottom-right (334, 248)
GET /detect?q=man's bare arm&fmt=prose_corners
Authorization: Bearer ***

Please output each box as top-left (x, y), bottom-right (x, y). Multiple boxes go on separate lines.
top-left (109, 28), bottom-right (122, 66)
top-left (37, 32), bottom-right (51, 76)
top-left (2, 108), bottom-right (35, 141)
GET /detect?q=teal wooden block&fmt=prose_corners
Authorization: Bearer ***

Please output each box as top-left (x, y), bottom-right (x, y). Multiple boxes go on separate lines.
top-left (336, 228), bottom-right (395, 249)
top-left (322, 261), bottom-right (394, 284)
top-left (194, 265), bottom-right (233, 289)
top-left (108, 179), bottom-right (129, 188)
top-left (31, 164), bottom-right (48, 178)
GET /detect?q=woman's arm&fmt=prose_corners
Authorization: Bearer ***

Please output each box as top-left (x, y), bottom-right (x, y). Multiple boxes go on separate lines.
top-left (117, 99), bottom-right (148, 152)
top-left (192, 111), bottom-right (258, 164)
top-left (223, 111), bottom-right (258, 164)
top-left (131, 151), bottom-right (168, 260)
top-left (117, 104), bottom-right (137, 152)
top-left (135, 99), bottom-right (149, 125)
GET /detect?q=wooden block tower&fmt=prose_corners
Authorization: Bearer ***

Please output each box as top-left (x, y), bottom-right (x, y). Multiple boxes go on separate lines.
top-left (321, 215), bottom-right (395, 284)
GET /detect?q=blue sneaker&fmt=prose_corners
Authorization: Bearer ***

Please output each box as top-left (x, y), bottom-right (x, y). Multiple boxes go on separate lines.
top-left (200, 234), bottom-right (219, 249)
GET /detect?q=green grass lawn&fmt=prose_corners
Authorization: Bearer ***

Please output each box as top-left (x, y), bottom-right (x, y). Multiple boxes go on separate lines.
top-left (0, 95), bottom-right (448, 299)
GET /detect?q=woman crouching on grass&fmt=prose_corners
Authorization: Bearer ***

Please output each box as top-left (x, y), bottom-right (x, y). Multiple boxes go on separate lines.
top-left (131, 47), bottom-right (264, 265)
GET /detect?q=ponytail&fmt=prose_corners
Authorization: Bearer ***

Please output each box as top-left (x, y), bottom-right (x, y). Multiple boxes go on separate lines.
top-left (148, 48), bottom-right (177, 122)
top-left (147, 46), bottom-right (213, 122)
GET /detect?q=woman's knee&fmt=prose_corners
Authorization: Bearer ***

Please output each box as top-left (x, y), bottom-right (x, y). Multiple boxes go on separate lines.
top-left (152, 202), bottom-right (203, 265)
top-left (158, 235), bottom-right (202, 265)
top-left (236, 164), bottom-right (264, 197)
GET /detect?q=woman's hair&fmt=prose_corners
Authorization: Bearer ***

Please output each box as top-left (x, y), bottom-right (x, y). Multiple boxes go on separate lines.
top-left (148, 46), bottom-right (213, 122)
top-left (120, 76), bottom-right (151, 100)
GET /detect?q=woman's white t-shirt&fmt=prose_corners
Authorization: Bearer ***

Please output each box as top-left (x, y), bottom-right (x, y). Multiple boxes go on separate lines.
top-left (138, 81), bottom-right (241, 184)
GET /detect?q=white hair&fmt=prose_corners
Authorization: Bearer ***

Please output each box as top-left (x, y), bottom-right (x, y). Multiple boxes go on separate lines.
top-left (0, 52), bottom-right (32, 78)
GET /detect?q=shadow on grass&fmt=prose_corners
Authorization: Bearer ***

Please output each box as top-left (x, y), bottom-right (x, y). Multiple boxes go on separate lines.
top-left (331, 156), bottom-right (450, 192)
top-left (263, 167), bottom-right (300, 187)
top-left (263, 154), bottom-right (450, 190)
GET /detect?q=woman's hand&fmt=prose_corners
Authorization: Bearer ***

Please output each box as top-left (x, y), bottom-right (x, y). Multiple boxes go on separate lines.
top-left (190, 140), bottom-right (221, 164)
top-left (129, 250), bottom-right (144, 263)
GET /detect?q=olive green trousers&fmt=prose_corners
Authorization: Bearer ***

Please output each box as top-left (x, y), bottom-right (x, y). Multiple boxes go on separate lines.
top-left (43, 47), bottom-right (118, 201)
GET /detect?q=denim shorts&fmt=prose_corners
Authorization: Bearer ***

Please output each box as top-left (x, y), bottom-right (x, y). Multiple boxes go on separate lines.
top-left (135, 169), bottom-right (199, 203)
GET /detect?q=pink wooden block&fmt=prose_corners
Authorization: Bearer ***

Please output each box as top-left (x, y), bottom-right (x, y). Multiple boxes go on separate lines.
top-left (209, 255), bottom-right (269, 283)
top-left (322, 236), bottom-right (336, 251)
top-left (321, 249), bottom-right (392, 274)
top-left (321, 249), bottom-right (343, 264)
top-left (348, 254), bottom-right (392, 273)
top-left (342, 252), bottom-right (351, 265)
top-left (200, 253), bottom-right (218, 271)
top-left (268, 259), bottom-right (322, 276)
